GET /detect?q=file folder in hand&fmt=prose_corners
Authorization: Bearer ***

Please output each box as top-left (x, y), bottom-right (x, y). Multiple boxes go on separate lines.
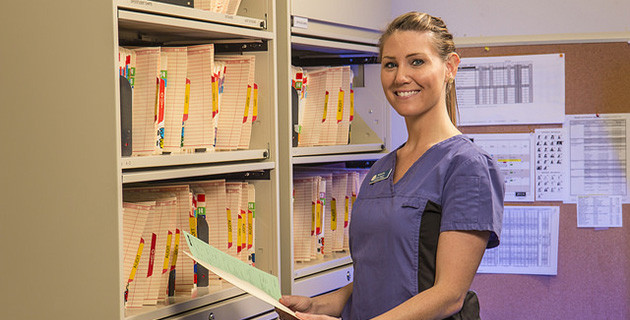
top-left (183, 232), bottom-right (297, 317)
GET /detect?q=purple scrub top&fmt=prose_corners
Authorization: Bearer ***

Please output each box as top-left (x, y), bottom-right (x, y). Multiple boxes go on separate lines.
top-left (341, 135), bottom-right (504, 320)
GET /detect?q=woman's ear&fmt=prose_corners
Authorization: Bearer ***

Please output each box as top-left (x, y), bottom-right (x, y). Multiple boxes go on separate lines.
top-left (445, 52), bottom-right (461, 82)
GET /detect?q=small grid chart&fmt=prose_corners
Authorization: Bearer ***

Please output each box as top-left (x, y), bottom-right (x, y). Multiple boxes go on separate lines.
top-left (456, 62), bottom-right (533, 106)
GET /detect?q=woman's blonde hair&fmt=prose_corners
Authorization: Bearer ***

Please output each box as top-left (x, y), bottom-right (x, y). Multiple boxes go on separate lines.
top-left (379, 12), bottom-right (459, 125)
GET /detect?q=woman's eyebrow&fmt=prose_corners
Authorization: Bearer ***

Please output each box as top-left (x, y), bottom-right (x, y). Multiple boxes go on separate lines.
top-left (406, 52), bottom-right (427, 59)
top-left (382, 52), bottom-right (428, 60)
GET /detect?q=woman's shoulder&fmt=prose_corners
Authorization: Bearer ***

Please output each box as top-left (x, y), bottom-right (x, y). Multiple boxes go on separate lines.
top-left (445, 135), bottom-right (496, 171)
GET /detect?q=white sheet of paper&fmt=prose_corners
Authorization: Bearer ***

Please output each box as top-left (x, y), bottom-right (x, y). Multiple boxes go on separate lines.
top-left (182, 232), bottom-right (297, 318)
top-left (456, 53), bottom-right (565, 126)
top-left (534, 128), bottom-right (567, 202)
top-left (478, 206), bottom-right (559, 275)
top-left (468, 133), bottom-right (535, 202)
top-left (577, 195), bottom-right (623, 228)
top-left (564, 113), bottom-right (630, 203)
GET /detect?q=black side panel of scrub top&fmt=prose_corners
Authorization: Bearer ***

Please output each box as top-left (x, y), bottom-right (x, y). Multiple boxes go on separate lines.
top-left (417, 201), bottom-right (481, 320)
top-left (418, 200), bottom-right (442, 292)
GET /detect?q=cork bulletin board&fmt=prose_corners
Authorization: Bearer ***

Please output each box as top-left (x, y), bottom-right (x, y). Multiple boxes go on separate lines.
top-left (457, 42), bottom-right (630, 319)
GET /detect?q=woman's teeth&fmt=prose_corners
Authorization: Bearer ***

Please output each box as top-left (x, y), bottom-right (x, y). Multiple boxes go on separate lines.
top-left (396, 90), bottom-right (420, 97)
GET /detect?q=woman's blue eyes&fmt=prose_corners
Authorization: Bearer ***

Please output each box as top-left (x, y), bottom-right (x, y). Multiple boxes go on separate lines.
top-left (383, 59), bottom-right (424, 69)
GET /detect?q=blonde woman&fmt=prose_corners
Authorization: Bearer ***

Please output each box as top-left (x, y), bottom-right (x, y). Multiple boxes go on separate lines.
top-left (280, 12), bottom-right (505, 320)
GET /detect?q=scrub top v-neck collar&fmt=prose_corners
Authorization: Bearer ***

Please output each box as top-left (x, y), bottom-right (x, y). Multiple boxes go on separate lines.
top-left (391, 134), bottom-right (465, 188)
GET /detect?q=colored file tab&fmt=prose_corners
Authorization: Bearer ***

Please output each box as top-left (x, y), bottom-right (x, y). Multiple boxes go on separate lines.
top-left (182, 232), bottom-right (296, 317)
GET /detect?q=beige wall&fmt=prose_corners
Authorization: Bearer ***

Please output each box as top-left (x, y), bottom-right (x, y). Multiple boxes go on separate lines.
top-left (391, 0), bottom-right (630, 44)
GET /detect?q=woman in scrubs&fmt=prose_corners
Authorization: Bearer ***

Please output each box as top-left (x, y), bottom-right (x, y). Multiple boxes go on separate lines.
top-left (280, 11), bottom-right (505, 320)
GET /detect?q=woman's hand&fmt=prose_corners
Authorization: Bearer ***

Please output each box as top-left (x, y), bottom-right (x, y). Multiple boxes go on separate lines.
top-left (279, 295), bottom-right (314, 313)
top-left (277, 284), bottom-right (352, 320)
top-left (277, 295), bottom-right (314, 320)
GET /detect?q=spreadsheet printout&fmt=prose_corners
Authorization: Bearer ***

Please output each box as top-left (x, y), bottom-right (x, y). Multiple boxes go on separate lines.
top-left (456, 53), bottom-right (565, 126)
top-left (577, 195), bottom-right (623, 228)
top-left (478, 206), bottom-right (559, 275)
top-left (564, 114), bottom-right (630, 203)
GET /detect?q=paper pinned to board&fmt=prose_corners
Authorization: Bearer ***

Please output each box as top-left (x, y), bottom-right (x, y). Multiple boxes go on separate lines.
top-left (182, 232), bottom-right (297, 318)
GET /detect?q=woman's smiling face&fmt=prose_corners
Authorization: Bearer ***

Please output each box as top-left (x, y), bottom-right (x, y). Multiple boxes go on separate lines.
top-left (380, 30), bottom-right (451, 119)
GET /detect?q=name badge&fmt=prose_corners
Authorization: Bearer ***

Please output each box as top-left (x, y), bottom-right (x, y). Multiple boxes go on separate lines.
top-left (370, 168), bottom-right (392, 184)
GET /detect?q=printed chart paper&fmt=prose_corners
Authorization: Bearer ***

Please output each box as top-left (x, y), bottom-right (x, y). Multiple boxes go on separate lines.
top-left (577, 195), bottom-right (623, 228)
top-left (183, 232), bottom-right (297, 317)
top-left (478, 206), bottom-right (559, 275)
top-left (468, 133), bottom-right (535, 202)
top-left (564, 114), bottom-right (630, 203)
top-left (456, 53), bottom-right (565, 126)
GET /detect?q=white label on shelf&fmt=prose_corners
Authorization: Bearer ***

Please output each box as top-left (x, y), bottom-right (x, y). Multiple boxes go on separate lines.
top-left (292, 16), bottom-right (308, 29)
top-left (129, 0), bottom-right (153, 7)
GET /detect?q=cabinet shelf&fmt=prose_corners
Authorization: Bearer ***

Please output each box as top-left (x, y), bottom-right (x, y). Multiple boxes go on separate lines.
top-left (122, 160), bottom-right (275, 183)
top-left (291, 152), bottom-right (384, 164)
top-left (291, 144), bottom-right (385, 164)
top-left (292, 143), bottom-right (383, 157)
top-left (291, 36), bottom-right (378, 55)
top-left (122, 149), bottom-right (269, 169)
top-left (294, 252), bottom-right (352, 279)
top-left (118, 0), bottom-right (266, 30)
top-left (293, 264), bottom-right (354, 298)
top-left (118, 7), bottom-right (274, 45)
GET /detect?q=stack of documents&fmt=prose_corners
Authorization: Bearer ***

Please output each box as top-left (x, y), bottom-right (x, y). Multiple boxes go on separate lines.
top-left (292, 66), bottom-right (354, 147)
top-left (121, 180), bottom-right (257, 309)
top-left (194, 0), bottom-right (243, 15)
top-left (118, 46), bottom-right (259, 156)
top-left (292, 168), bottom-right (368, 263)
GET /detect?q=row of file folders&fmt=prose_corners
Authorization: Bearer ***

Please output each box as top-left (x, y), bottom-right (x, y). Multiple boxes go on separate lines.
top-left (293, 168), bottom-right (369, 263)
top-left (119, 45), bottom-right (359, 156)
top-left (292, 66), bottom-right (356, 147)
top-left (122, 180), bottom-right (256, 309)
top-left (119, 44), bottom-right (258, 155)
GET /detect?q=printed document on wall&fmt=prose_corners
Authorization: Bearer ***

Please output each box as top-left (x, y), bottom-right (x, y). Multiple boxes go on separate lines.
top-left (456, 53), bottom-right (565, 126)
top-left (534, 128), bottom-right (567, 201)
top-left (564, 114), bottom-right (630, 203)
top-left (467, 133), bottom-right (535, 202)
top-left (478, 206), bottom-right (559, 275)
top-left (577, 195), bottom-right (622, 228)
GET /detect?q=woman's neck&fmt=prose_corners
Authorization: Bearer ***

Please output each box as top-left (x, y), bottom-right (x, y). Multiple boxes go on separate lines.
top-left (403, 108), bottom-right (461, 153)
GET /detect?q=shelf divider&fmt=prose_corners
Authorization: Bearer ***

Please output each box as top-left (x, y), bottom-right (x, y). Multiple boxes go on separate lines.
top-left (122, 161), bottom-right (274, 183)
top-left (118, 0), bottom-right (266, 30)
top-left (122, 149), bottom-right (269, 169)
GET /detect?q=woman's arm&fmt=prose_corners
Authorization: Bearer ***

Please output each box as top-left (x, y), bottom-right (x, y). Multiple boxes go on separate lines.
top-left (373, 230), bottom-right (490, 320)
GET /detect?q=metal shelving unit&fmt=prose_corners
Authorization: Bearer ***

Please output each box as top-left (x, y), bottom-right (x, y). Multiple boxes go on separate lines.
top-left (276, 0), bottom-right (391, 300)
top-left (115, 1), bottom-right (280, 319)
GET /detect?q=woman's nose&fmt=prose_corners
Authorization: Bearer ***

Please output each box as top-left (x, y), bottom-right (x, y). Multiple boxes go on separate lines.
top-left (394, 66), bottom-right (411, 84)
